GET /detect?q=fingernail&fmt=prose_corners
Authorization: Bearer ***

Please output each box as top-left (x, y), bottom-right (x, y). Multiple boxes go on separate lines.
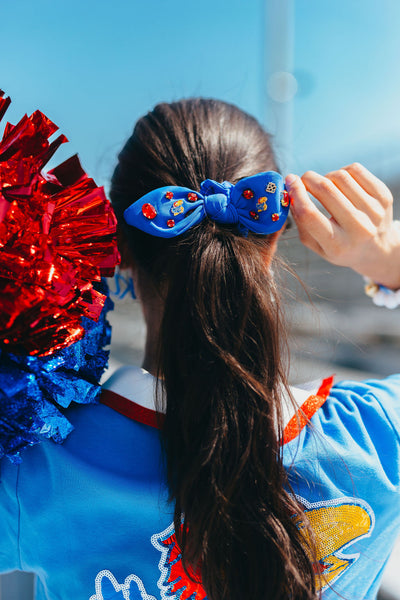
top-left (285, 173), bottom-right (297, 187)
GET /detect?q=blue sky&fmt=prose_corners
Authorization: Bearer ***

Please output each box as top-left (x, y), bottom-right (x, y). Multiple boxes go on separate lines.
top-left (1, 0), bottom-right (400, 188)
top-left (292, 1), bottom-right (400, 179)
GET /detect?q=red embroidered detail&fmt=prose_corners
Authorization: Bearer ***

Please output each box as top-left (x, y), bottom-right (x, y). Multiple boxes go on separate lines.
top-left (142, 203), bottom-right (157, 219)
top-left (100, 389), bottom-right (164, 429)
top-left (160, 529), bottom-right (206, 600)
top-left (167, 219), bottom-right (175, 228)
top-left (271, 213), bottom-right (279, 222)
top-left (243, 189), bottom-right (254, 200)
top-left (249, 211), bottom-right (259, 220)
top-left (281, 376), bottom-right (334, 445)
top-left (187, 192), bottom-right (197, 202)
top-left (313, 561), bottom-right (328, 574)
top-left (165, 191), bottom-right (174, 200)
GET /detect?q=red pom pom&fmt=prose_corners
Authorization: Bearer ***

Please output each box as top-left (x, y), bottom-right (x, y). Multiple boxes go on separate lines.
top-left (0, 93), bottom-right (120, 356)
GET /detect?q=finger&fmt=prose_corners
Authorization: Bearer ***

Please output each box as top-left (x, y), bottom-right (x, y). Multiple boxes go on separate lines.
top-left (325, 168), bottom-right (385, 225)
top-left (343, 163), bottom-right (393, 208)
top-left (295, 227), bottom-right (328, 259)
top-left (301, 170), bottom-right (364, 231)
top-left (285, 174), bottom-right (337, 250)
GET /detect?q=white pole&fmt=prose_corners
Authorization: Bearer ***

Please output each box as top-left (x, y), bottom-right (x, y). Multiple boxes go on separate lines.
top-left (263, 0), bottom-right (296, 173)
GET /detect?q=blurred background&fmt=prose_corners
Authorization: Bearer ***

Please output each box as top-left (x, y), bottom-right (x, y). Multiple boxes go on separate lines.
top-left (1, 0), bottom-right (400, 598)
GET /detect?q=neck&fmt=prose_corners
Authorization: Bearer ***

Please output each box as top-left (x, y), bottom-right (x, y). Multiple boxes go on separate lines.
top-left (141, 326), bottom-right (160, 377)
top-left (140, 295), bottom-right (163, 378)
top-left (132, 267), bottom-right (164, 378)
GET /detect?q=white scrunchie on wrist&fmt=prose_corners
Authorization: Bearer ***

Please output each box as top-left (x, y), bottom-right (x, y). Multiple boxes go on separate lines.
top-left (364, 278), bottom-right (400, 309)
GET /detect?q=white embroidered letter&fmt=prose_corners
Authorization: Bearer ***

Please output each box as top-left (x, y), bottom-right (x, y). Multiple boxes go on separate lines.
top-left (90, 569), bottom-right (156, 600)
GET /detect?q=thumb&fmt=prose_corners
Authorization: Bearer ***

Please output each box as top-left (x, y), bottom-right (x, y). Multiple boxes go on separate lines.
top-left (285, 174), bottom-right (309, 215)
top-left (284, 173), bottom-right (332, 259)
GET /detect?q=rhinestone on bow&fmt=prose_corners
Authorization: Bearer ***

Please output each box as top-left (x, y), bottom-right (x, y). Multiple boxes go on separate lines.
top-left (142, 203), bottom-right (157, 219)
top-left (243, 189), bottom-right (254, 200)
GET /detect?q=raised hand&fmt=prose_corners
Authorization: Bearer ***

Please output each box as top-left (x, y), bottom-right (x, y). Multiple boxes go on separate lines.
top-left (285, 163), bottom-right (400, 290)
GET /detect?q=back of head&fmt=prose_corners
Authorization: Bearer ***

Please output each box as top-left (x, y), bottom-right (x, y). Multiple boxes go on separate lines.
top-left (111, 98), bottom-right (279, 269)
top-left (111, 98), bottom-right (318, 600)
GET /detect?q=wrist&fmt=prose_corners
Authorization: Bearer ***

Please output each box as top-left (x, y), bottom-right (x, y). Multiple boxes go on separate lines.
top-left (355, 220), bottom-right (400, 290)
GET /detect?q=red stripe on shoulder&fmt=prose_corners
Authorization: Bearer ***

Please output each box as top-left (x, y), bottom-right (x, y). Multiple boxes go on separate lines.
top-left (100, 388), bottom-right (164, 429)
top-left (101, 376), bottom-right (334, 439)
top-left (281, 376), bottom-right (334, 446)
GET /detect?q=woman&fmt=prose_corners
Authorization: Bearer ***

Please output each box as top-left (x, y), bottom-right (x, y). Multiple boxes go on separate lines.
top-left (0, 98), bottom-right (399, 600)
top-left (106, 98), bottom-right (400, 599)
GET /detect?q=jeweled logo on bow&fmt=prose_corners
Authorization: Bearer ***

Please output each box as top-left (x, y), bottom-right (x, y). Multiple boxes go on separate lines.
top-left (124, 172), bottom-right (289, 238)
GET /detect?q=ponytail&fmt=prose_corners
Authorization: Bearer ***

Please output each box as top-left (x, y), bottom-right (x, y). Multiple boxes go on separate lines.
top-left (110, 98), bottom-right (319, 600)
top-left (158, 222), bottom-right (318, 600)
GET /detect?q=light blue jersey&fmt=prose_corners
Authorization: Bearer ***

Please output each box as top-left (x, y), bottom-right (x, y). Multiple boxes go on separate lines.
top-left (0, 367), bottom-right (399, 600)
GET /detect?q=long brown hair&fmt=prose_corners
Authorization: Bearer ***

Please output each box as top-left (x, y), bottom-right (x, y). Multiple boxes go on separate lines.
top-left (111, 98), bottom-right (318, 600)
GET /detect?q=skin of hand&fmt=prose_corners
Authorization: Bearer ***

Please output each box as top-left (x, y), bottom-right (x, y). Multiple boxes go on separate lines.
top-left (285, 163), bottom-right (400, 290)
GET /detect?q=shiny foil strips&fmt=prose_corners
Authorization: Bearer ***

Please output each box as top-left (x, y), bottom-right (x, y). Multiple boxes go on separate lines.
top-left (0, 90), bottom-right (120, 462)
top-left (0, 90), bottom-right (120, 355)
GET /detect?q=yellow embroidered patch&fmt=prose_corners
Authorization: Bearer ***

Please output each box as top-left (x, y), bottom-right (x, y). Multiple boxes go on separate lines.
top-left (295, 499), bottom-right (374, 591)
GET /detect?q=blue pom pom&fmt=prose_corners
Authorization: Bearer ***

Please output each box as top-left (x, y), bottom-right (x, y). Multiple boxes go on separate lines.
top-left (0, 279), bottom-right (113, 462)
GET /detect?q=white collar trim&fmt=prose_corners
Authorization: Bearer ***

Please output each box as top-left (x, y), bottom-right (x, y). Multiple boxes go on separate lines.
top-left (103, 366), bottom-right (328, 430)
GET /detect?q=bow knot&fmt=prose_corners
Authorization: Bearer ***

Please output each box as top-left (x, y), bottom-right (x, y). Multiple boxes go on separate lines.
top-left (200, 180), bottom-right (239, 225)
top-left (203, 193), bottom-right (239, 224)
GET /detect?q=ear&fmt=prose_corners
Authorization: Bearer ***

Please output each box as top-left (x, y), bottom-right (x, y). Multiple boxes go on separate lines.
top-left (117, 227), bottom-right (136, 270)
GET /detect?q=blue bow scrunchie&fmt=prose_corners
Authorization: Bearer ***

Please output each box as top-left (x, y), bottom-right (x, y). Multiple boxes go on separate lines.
top-left (123, 171), bottom-right (290, 238)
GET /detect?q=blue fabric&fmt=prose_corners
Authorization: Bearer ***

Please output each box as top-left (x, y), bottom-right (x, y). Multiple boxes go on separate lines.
top-left (1, 403), bottom-right (173, 600)
top-left (284, 375), bottom-right (400, 598)
top-left (0, 376), bottom-right (399, 599)
top-left (123, 172), bottom-right (289, 238)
